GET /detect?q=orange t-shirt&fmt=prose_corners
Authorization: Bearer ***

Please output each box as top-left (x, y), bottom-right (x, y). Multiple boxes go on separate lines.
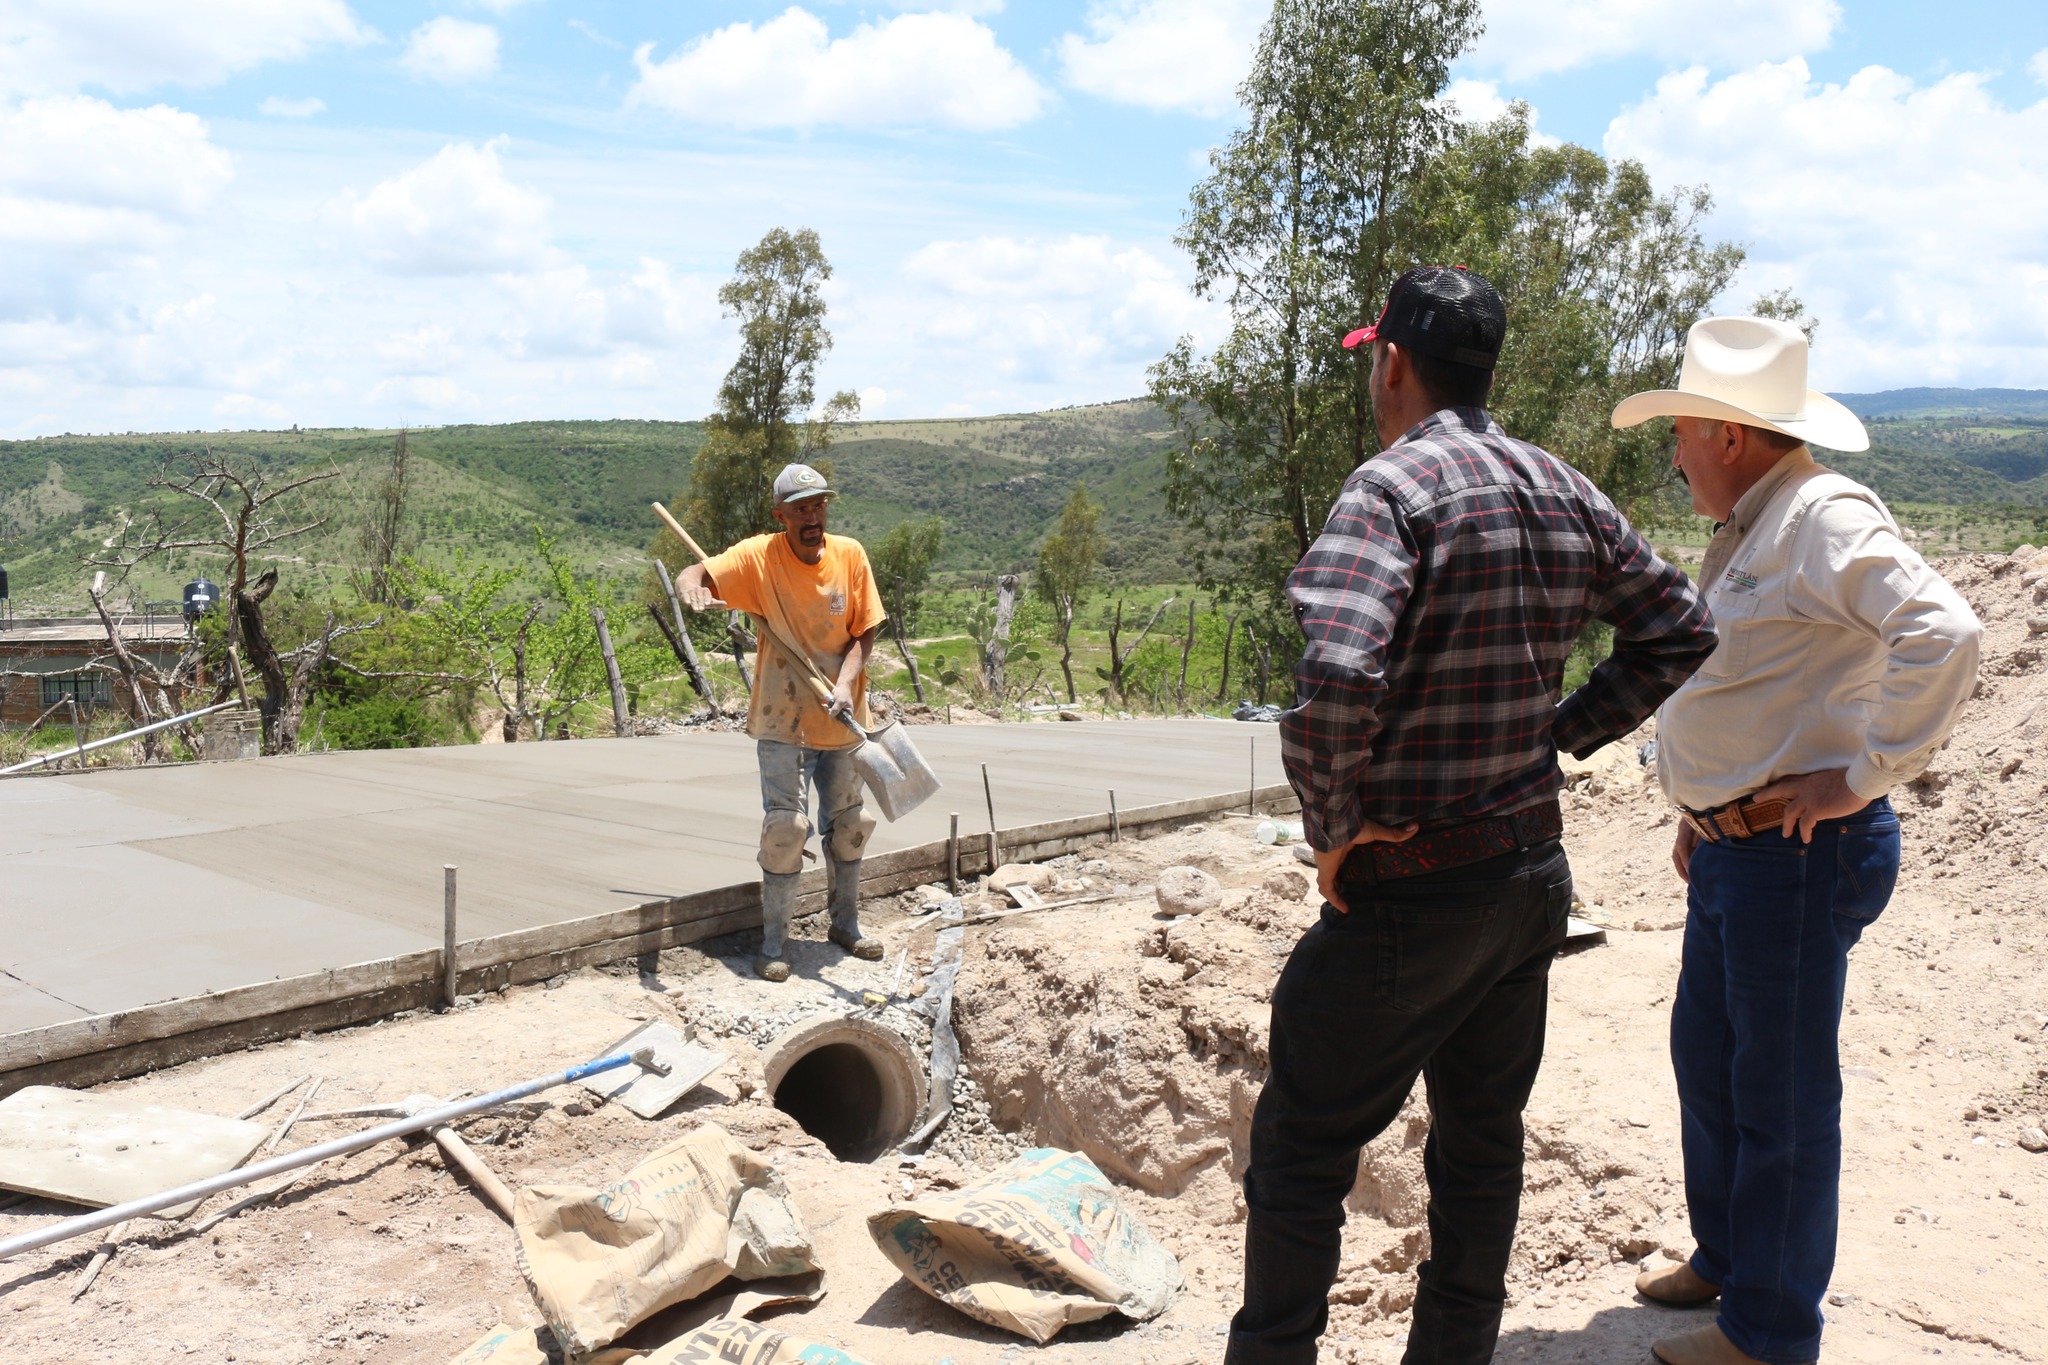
top-left (701, 531), bottom-right (887, 750)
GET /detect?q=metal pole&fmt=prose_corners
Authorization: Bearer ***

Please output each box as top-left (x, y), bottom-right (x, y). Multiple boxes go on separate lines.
top-left (981, 763), bottom-right (1001, 872)
top-left (1, 701), bottom-right (238, 776)
top-left (946, 813), bottom-right (960, 894)
top-left (1110, 790), bottom-right (1120, 843)
top-left (0, 1051), bottom-right (642, 1263)
top-left (1249, 736), bottom-right (1255, 817)
top-left (443, 865), bottom-right (459, 1008)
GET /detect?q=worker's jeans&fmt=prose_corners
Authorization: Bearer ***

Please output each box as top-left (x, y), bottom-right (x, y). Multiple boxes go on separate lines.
top-left (758, 740), bottom-right (865, 850)
top-left (757, 741), bottom-right (866, 954)
top-left (1227, 841), bottom-right (1573, 1365)
top-left (1673, 798), bottom-right (1899, 1365)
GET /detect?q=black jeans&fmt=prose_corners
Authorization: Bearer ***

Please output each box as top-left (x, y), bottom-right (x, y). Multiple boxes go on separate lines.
top-left (1227, 841), bottom-right (1574, 1365)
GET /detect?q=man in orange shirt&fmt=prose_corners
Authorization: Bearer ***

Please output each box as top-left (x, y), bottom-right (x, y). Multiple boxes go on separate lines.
top-left (678, 463), bottom-right (888, 982)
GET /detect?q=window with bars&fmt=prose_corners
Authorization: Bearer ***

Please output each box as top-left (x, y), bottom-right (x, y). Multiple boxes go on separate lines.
top-left (39, 673), bottom-right (113, 710)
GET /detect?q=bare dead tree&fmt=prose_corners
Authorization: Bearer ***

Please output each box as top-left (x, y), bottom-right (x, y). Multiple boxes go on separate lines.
top-left (1103, 596), bottom-right (1175, 702)
top-left (350, 429), bottom-right (412, 606)
top-left (97, 448), bottom-right (339, 754)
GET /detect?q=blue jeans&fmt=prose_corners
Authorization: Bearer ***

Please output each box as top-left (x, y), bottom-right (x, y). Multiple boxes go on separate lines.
top-left (1228, 842), bottom-right (1574, 1365)
top-left (1672, 798), bottom-right (1899, 1364)
top-left (757, 740), bottom-right (865, 854)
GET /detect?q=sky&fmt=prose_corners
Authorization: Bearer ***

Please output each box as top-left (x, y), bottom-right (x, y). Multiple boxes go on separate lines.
top-left (1, 0), bottom-right (2045, 438)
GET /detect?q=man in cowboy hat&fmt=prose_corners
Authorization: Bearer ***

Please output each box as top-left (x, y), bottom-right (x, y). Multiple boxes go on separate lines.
top-left (1612, 317), bottom-right (1981, 1365)
top-left (1227, 266), bottom-right (1718, 1365)
top-left (677, 462), bottom-right (888, 982)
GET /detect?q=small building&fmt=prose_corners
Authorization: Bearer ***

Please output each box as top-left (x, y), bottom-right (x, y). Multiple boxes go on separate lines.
top-left (0, 613), bottom-right (196, 726)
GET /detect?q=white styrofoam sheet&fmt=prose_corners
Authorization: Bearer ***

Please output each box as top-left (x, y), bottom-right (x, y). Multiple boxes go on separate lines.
top-left (0, 1086), bottom-right (270, 1218)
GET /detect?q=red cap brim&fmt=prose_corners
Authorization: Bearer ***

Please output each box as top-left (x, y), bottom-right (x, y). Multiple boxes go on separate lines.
top-left (1342, 325), bottom-right (1377, 350)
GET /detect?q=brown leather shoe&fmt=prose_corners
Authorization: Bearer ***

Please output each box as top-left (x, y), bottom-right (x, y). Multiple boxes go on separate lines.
top-left (1636, 1259), bottom-right (1721, 1307)
top-left (1651, 1323), bottom-right (1766, 1364)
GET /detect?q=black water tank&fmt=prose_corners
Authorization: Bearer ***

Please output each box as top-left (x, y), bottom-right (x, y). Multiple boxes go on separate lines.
top-left (184, 578), bottom-right (218, 620)
top-left (0, 564), bottom-right (9, 600)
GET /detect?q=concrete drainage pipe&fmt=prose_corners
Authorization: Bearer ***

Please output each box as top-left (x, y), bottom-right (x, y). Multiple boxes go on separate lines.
top-left (762, 1014), bottom-right (927, 1163)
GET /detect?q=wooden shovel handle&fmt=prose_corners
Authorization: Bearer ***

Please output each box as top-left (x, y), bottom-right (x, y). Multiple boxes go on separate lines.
top-left (649, 502), bottom-right (840, 700)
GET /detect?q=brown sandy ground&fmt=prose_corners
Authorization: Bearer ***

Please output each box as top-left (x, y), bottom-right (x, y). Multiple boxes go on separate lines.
top-left (1, 551), bottom-right (2043, 1364)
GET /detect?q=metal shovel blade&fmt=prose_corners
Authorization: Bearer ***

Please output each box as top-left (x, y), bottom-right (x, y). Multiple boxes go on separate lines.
top-left (850, 719), bottom-right (942, 821)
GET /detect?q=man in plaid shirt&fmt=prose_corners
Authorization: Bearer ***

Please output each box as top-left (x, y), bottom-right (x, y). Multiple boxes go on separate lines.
top-left (1227, 267), bottom-right (1717, 1365)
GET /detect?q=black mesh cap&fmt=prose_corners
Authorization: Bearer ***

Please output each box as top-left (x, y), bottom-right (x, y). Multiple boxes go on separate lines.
top-left (1342, 266), bottom-right (1506, 371)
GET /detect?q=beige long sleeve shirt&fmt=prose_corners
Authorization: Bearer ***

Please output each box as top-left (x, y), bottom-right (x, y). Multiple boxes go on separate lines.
top-left (1656, 448), bottom-right (1982, 812)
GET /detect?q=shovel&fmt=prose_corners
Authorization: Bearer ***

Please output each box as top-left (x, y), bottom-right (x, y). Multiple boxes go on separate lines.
top-left (652, 502), bottom-right (943, 821)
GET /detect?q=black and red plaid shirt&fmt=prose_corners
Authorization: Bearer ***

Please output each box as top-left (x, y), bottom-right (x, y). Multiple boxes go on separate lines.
top-left (1282, 407), bottom-right (1715, 851)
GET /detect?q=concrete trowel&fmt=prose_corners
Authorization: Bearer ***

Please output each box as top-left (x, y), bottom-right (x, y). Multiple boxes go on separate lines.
top-left (652, 502), bottom-right (944, 822)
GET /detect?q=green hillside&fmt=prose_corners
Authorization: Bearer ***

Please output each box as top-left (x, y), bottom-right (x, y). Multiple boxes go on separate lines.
top-left (5, 392), bottom-right (2045, 614)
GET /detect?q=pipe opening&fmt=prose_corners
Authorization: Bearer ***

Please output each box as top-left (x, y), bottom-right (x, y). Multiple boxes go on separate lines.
top-left (762, 1015), bottom-right (926, 1164)
top-left (772, 1042), bottom-right (888, 1162)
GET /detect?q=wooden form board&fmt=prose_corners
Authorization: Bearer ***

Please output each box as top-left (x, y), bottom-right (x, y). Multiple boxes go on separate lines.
top-left (0, 1086), bottom-right (269, 1217)
top-left (0, 784), bottom-right (1301, 1095)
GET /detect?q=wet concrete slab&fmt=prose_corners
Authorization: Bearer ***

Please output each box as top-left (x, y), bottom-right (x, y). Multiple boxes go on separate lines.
top-left (0, 719), bottom-right (1275, 1033)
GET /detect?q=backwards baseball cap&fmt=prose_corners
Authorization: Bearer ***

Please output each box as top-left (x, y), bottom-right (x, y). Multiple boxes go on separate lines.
top-left (1341, 266), bottom-right (1506, 371)
top-left (772, 463), bottom-right (835, 504)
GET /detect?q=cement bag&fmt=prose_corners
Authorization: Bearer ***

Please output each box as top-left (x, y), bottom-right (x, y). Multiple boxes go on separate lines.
top-left (633, 1319), bottom-right (877, 1365)
top-left (514, 1124), bottom-right (819, 1356)
top-left (444, 1323), bottom-right (638, 1365)
top-left (866, 1147), bottom-right (1184, 1343)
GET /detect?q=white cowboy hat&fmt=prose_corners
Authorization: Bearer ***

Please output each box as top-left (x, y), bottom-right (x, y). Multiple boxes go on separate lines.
top-left (1611, 316), bottom-right (1868, 452)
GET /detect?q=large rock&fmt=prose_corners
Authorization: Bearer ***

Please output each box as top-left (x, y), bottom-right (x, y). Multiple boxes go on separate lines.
top-left (1155, 865), bottom-right (1223, 916)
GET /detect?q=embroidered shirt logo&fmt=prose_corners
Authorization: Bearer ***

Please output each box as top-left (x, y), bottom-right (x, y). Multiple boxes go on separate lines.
top-left (1721, 568), bottom-right (1760, 595)
top-left (828, 590), bottom-right (846, 617)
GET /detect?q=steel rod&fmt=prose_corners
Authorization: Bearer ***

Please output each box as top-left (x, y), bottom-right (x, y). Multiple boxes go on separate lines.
top-left (980, 763), bottom-right (1001, 872)
top-left (1, 701), bottom-right (237, 775)
top-left (234, 1074), bottom-right (309, 1122)
top-left (946, 812), bottom-right (960, 895)
top-left (443, 865), bottom-right (459, 1008)
top-left (0, 1050), bottom-right (639, 1262)
top-left (1110, 789), bottom-right (1120, 842)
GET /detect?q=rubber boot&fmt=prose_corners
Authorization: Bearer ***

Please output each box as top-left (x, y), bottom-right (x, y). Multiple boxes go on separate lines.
top-left (827, 860), bottom-right (883, 960)
top-left (757, 871), bottom-right (796, 982)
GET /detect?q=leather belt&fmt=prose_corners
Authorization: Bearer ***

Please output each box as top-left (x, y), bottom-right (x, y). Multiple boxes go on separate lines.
top-left (1681, 796), bottom-right (1791, 844)
top-left (1338, 801), bottom-right (1564, 883)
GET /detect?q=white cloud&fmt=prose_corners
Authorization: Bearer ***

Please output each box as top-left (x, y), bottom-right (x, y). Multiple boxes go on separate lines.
top-left (890, 234), bottom-right (1221, 389)
top-left (2032, 48), bottom-right (2048, 86)
top-left (402, 17), bottom-right (500, 84)
top-left (336, 139), bottom-right (551, 275)
top-left (260, 95), bottom-right (326, 118)
top-left (1605, 58), bottom-right (2048, 390)
top-left (0, 96), bottom-right (234, 321)
top-left (629, 7), bottom-right (1047, 131)
top-left (0, 0), bottom-right (371, 98)
top-left (1468, 0), bottom-right (1839, 81)
top-left (883, 0), bottom-right (1005, 11)
top-left (1057, 0), bottom-right (1265, 118)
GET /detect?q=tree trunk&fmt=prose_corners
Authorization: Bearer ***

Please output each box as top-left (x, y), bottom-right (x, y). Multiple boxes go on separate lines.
top-left (1105, 600), bottom-right (1125, 699)
top-left (888, 613), bottom-right (927, 704)
top-left (728, 612), bottom-right (755, 691)
top-left (654, 559), bottom-right (719, 713)
top-left (1057, 598), bottom-right (1077, 703)
top-left (1245, 620), bottom-right (1272, 705)
top-left (591, 606), bottom-right (630, 737)
top-left (1177, 599), bottom-right (1196, 711)
top-left (234, 574), bottom-right (289, 753)
top-left (983, 574), bottom-right (1017, 696)
top-left (276, 613), bottom-right (347, 752)
top-left (87, 589), bottom-right (164, 762)
top-left (1216, 612), bottom-right (1240, 702)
